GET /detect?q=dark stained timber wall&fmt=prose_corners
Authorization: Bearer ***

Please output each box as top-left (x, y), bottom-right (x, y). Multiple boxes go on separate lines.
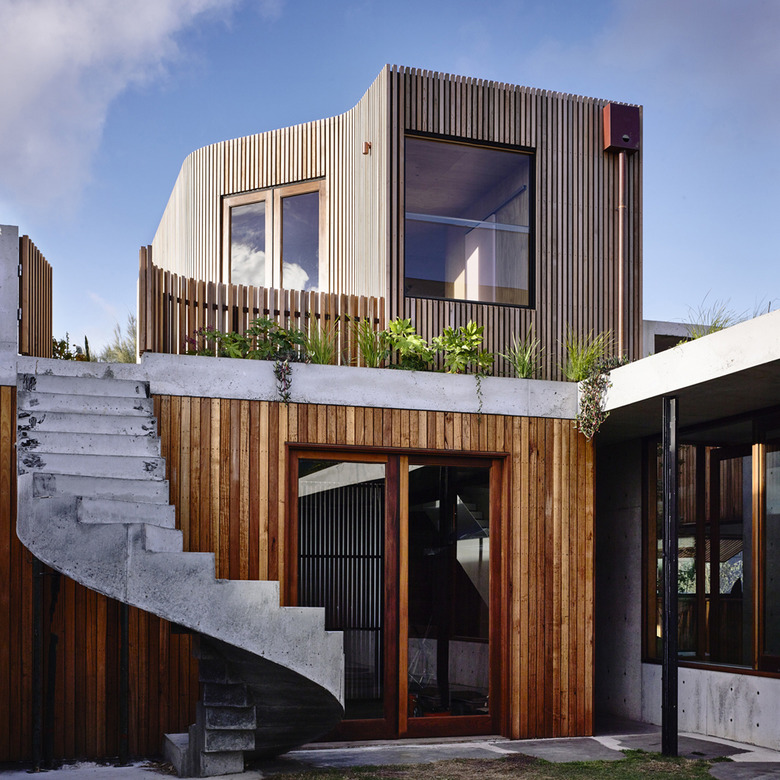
top-left (0, 387), bottom-right (197, 763)
top-left (153, 395), bottom-right (595, 739)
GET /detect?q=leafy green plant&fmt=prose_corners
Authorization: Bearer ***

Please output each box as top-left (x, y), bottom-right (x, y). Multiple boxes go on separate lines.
top-left (305, 317), bottom-right (340, 365)
top-left (352, 318), bottom-right (387, 368)
top-left (189, 318), bottom-right (306, 362)
top-left (560, 327), bottom-right (613, 382)
top-left (575, 355), bottom-right (628, 439)
top-left (381, 318), bottom-right (434, 371)
top-left (502, 324), bottom-right (542, 379)
top-left (52, 333), bottom-right (93, 361)
top-left (432, 321), bottom-right (493, 375)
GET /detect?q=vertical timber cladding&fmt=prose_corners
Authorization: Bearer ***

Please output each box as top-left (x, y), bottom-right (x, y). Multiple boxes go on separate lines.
top-left (389, 66), bottom-right (643, 378)
top-left (0, 387), bottom-right (197, 763)
top-left (155, 395), bottom-right (595, 738)
top-left (151, 68), bottom-right (390, 299)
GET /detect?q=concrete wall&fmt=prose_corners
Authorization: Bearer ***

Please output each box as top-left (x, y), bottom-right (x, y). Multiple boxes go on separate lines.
top-left (0, 224), bottom-right (19, 385)
top-left (641, 664), bottom-right (780, 751)
top-left (595, 438), bottom-right (644, 721)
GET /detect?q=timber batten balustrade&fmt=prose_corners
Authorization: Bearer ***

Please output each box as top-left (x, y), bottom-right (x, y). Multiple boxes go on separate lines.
top-left (139, 248), bottom-right (385, 362)
top-left (19, 235), bottom-right (52, 358)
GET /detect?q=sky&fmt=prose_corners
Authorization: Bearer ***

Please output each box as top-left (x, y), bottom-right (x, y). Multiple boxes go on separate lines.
top-left (1, 0), bottom-right (778, 352)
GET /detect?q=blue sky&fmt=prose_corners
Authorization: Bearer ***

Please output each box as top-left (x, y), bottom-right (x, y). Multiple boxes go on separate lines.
top-left (1, 0), bottom-right (778, 351)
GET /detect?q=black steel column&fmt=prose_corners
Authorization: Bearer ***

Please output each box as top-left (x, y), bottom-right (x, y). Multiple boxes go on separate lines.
top-left (662, 396), bottom-right (679, 756)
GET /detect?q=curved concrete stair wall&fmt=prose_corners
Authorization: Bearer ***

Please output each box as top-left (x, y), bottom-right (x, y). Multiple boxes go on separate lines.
top-left (15, 368), bottom-right (344, 775)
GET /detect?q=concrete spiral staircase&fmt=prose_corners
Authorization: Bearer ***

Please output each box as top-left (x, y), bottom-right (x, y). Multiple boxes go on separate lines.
top-left (15, 366), bottom-right (344, 776)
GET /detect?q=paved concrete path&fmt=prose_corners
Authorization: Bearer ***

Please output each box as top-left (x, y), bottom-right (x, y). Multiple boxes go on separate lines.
top-left (3, 726), bottom-right (780, 779)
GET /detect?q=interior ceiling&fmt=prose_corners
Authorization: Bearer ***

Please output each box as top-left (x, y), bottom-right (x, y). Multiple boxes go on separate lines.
top-left (405, 137), bottom-right (528, 217)
top-left (598, 358), bottom-right (780, 445)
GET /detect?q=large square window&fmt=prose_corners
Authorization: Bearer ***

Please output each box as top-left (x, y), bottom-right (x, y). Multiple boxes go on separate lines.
top-left (223, 180), bottom-right (326, 291)
top-left (404, 137), bottom-right (532, 307)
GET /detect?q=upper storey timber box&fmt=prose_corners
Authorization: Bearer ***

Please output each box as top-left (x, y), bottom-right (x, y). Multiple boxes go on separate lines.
top-left (152, 65), bottom-right (643, 374)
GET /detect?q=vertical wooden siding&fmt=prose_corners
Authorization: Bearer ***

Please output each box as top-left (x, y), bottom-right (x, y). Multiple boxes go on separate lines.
top-left (0, 387), bottom-right (197, 763)
top-left (155, 395), bottom-right (594, 738)
top-left (19, 235), bottom-right (53, 358)
top-left (152, 69), bottom-right (389, 298)
top-left (389, 66), bottom-right (642, 377)
top-left (138, 249), bottom-right (385, 360)
top-left (150, 66), bottom-right (641, 379)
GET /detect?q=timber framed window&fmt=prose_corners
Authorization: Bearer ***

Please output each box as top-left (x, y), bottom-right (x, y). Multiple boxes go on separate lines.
top-left (222, 179), bottom-right (327, 291)
top-left (643, 409), bottom-right (780, 672)
top-left (404, 136), bottom-right (533, 307)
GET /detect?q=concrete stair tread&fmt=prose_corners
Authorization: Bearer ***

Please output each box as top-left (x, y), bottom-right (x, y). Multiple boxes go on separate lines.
top-left (19, 373), bottom-right (149, 398)
top-left (18, 430), bottom-right (161, 457)
top-left (33, 472), bottom-right (171, 502)
top-left (20, 451), bottom-right (166, 480)
top-left (18, 409), bottom-right (158, 436)
top-left (17, 390), bottom-right (154, 416)
top-left (78, 496), bottom-right (176, 527)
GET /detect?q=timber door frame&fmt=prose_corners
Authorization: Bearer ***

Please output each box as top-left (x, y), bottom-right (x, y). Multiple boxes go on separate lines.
top-left (285, 445), bottom-right (505, 741)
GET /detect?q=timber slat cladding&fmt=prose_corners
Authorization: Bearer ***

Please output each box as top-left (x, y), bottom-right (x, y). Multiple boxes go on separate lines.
top-left (389, 67), bottom-right (642, 378)
top-left (151, 66), bottom-right (641, 381)
top-left (155, 394), bottom-right (594, 739)
top-left (19, 235), bottom-right (53, 358)
top-left (139, 250), bottom-right (385, 362)
top-left (0, 388), bottom-right (197, 763)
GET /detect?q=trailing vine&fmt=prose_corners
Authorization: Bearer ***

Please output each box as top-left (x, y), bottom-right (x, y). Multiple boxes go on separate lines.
top-left (273, 359), bottom-right (293, 404)
top-left (576, 356), bottom-right (628, 439)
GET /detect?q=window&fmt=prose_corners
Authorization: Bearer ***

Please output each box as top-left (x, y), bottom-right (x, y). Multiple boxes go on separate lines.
top-left (644, 411), bottom-right (780, 671)
top-left (404, 137), bottom-right (532, 306)
top-left (222, 180), bottom-right (326, 291)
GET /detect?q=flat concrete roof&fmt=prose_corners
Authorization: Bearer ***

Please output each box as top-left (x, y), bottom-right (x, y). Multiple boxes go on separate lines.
top-left (600, 309), bottom-right (780, 443)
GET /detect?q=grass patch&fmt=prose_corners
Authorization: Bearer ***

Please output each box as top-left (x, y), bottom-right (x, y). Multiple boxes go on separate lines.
top-left (261, 751), bottom-right (725, 780)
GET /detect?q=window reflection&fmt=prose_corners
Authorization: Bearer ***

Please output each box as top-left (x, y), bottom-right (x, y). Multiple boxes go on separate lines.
top-left (405, 137), bottom-right (531, 306)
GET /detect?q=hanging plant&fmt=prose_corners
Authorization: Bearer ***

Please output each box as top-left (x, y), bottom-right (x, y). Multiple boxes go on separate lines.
top-left (576, 355), bottom-right (628, 439)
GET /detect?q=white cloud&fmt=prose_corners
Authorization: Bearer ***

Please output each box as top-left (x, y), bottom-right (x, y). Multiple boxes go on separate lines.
top-left (0, 0), bottom-right (285, 214)
top-left (282, 262), bottom-right (311, 291)
top-left (231, 242), bottom-right (265, 285)
top-left (87, 290), bottom-right (120, 321)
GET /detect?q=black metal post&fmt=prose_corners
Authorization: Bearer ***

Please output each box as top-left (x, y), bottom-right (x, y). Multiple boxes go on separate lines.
top-left (662, 396), bottom-right (679, 756)
top-left (118, 603), bottom-right (129, 766)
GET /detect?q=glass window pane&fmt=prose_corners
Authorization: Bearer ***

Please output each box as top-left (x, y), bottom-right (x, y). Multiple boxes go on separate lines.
top-left (407, 465), bottom-right (489, 718)
top-left (282, 191), bottom-right (320, 291)
top-left (230, 200), bottom-right (265, 286)
top-left (764, 443), bottom-right (780, 656)
top-left (297, 460), bottom-right (385, 720)
top-left (405, 137), bottom-right (531, 306)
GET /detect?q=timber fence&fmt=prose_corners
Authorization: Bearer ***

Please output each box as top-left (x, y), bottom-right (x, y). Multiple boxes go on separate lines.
top-left (19, 235), bottom-right (52, 358)
top-left (138, 247), bottom-right (386, 365)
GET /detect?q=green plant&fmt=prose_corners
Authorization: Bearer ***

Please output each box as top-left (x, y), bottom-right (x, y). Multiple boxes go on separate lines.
top-left (190, 318), bottom-right (306, 362)
top-left (560, 327), bottom-right (613, 382)
top-left (381, 318), bottom-right (434, 371)
top-left (305, 317), bottom-right (340, 365)
top-left (502, 324), bottom-right (542, 378)
top-left (99, 314), bottom-right (137, 363)
top-left (352, 318), bottom-right (387, 368)
top-left (52, 333), bottom-right (93, 361)
top-left (575, 355), bottom-right (628, 439)
top-left (432, 321), bottom-right (493, 375)
top-left (685, 295), bottom-right (746, 340)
